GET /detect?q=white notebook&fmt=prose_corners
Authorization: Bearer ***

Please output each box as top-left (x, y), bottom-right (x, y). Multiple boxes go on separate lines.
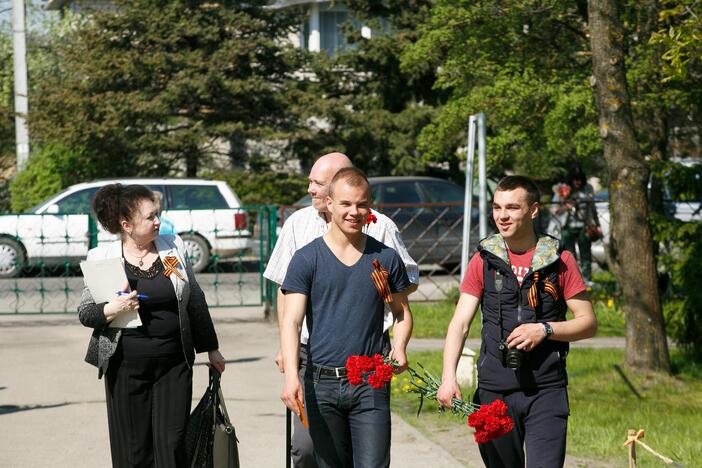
top-left (79, 257), bottom-right (142, 328)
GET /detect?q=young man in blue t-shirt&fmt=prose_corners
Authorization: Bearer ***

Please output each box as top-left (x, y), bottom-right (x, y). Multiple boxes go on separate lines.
top-left (280, 167), bottom-right (413, 468)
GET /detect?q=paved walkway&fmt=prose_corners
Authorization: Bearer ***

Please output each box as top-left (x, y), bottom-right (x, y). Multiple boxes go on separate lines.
top-left (0, 308), bottom-right (465, 467)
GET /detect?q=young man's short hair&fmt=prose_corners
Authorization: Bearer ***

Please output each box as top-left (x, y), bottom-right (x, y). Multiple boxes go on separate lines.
top-left (495, 175), bottom-right (540, 206)
top-left (329, 167), bottom-right (370, 198)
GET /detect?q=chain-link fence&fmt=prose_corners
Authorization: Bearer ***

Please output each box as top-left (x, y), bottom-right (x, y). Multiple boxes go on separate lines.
top-left (276, 199), bottom-right (612, 302)
top-left (0, 199), bottom-right (612, 313)
top-left (0, 205), bottom-right (278, 314)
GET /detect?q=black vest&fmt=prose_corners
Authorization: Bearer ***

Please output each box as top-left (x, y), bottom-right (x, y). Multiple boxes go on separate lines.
top-left (477, 234), bottom-right (570, 392)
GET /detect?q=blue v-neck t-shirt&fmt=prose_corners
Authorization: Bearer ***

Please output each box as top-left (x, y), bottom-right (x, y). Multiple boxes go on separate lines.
top-left (282, 236), bottom-right (410, 367)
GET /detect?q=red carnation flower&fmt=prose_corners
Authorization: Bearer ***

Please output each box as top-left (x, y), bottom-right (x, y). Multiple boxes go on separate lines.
top-left (366, 210), bottom-right (378, 225)
top-left (346, 354), bottom-right (396, 389)
top-left (345, 356), bottom-right (364, 385)
top-left (467, 399), bottom-right (514, 444)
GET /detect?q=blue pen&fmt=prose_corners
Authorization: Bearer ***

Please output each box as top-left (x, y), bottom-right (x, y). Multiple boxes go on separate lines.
top-left (116, 291), bottom-right (150, 300)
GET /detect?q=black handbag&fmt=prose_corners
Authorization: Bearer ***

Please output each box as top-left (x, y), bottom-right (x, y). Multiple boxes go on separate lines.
top-left (186, 367), bottom-right (240, 468)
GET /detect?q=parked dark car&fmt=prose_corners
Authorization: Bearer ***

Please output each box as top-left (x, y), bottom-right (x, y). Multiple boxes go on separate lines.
top-left (287, 176), bottom-right (495, 268)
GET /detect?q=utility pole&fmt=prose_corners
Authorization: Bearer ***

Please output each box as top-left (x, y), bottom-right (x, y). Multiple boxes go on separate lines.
top-left (12, 0), bottom-right (30, 171)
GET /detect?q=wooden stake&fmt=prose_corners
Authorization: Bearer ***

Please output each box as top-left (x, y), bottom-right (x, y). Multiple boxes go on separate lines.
top-left (628, 429), bottom-right (637, 468)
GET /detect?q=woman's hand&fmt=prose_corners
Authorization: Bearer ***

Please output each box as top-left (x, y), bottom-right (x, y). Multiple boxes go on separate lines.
top-left (208, 350), bottom-right (226, 374)
top-left (103, 282), bottom-right (139, 322)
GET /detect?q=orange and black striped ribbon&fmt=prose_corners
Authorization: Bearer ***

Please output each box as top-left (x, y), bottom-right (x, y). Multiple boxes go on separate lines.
top-left (164, 256), bottom-right (185, 280)
top-left (371, 258), bottom-right (393, 303)
top-left (543, 279), bottom-right (559, 301)
top-left (528, 272), bottom-right (540, 309)
top-left (528, 271), bottom-right (559, 309)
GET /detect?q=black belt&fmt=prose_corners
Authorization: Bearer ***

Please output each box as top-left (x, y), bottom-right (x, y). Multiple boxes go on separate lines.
top-left (310, 363), bottom-right (347, 378)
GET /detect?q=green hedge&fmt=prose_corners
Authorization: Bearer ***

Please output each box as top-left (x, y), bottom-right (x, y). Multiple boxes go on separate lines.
top-left (9, 144), bottom-right (88, 212)
top-left (209, 170), bottom-right (308, 206)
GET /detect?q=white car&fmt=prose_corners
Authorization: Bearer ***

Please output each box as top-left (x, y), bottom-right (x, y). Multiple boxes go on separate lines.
top-left (0, 178), bottom-right (251, 277)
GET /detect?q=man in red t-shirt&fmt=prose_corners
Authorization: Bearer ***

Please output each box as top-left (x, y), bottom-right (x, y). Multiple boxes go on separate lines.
top-left (437, 175), bottom-right (597, 468)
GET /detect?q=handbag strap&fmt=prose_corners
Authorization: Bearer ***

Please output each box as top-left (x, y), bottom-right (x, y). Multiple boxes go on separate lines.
top-left (218, 387), bottom-right (232, 425)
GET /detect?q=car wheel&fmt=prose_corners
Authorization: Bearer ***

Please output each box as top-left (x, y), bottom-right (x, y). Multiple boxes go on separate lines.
top-left (181, 234), bottom-right (210, 273)
top-left (0, 238), bottom-right (25, 279)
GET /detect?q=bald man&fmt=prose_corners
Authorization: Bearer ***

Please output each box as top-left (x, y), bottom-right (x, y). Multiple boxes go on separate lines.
top-left (264, 152), bottom-right (418, 468)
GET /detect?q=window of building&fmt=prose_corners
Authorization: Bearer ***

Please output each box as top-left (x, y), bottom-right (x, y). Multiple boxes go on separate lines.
top-left (320, 10), bottom-right (349, 55)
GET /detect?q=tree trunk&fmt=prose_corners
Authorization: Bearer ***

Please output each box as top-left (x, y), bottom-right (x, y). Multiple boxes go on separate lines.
top-left (588, 0), bottom-right (670, 372)
top-left (184, 146), bottom-right (199, 178)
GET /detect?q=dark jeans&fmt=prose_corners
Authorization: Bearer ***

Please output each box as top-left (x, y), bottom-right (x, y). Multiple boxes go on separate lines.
top-left (304, 366), bottom-right (391, 468)
top-left (292, 334), bottom-right (392, 468)
top-left (474, 387), bottom-right (569, 468)
top-left (561, 226), bottom-right (592, 280)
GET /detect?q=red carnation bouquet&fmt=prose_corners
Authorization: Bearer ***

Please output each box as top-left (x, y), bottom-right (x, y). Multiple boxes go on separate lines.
top-left (407, 364), bottom-right (514, 444)
top-left (345, 354), bottom-right (395, 389)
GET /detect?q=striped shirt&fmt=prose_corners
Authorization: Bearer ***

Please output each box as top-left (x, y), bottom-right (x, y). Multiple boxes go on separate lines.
top-left (264, 206), bottom-right (419, 344)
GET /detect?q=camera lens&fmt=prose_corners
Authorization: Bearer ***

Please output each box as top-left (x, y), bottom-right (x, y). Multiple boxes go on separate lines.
top-left (505, 348), bottom-right (524, 369)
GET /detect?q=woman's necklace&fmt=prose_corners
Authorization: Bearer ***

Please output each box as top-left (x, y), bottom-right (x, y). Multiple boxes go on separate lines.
top-left (127, 244), bottom-right (151, 267)
top-left (135, 249), bottom-right (149, 267)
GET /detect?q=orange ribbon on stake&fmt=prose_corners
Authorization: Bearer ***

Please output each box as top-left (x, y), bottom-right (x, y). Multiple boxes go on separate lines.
top-left (371, 258), bottom-right (393, 304)
top-left (163, 256), bottom-right (185, 280)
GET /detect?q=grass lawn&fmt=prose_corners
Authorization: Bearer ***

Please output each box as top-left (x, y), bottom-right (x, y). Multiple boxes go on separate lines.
top-left (411, 299), bottom-right (625, 338)
top-left (392, 348), bottom-right (701, 467)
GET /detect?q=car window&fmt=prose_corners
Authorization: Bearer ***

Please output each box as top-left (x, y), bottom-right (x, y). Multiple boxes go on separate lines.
top-left (370, 184), bottom-right (380, 202)
top-left (168, 185), bottom-right (229, 210)
top-left (419, 181), bottom-right (465, 203)
top-left (145, 185), bottom-right (167, 209)
top-left (379, 182), bottom-right (422, 204)
top-left (55, 188), bottom-right (99, 214)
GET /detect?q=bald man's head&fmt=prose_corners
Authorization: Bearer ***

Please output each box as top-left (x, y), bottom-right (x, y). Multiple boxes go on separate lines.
top-left (307, 152), bottom-right (354, 212)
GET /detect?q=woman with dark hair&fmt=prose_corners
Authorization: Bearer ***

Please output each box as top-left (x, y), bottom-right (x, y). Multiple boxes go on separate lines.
top-left (78, 183), bottom-right (225, 467)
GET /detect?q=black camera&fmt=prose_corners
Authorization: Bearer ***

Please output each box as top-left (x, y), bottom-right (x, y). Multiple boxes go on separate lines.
top-left (499, 340), bottom-right (525, 369)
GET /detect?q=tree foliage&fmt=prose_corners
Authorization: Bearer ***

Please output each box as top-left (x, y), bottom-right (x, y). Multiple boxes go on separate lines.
top-left (29, 0), bottom-right (305, 178)
top-left (400, 0), bottom-right (602, 180)
top-left (649, 0), bottom-right (702, 82)
top-left (9, 143), bottom-right (89, 212)
top-left (288, 1), bottom-right (445, 176)
top-left (0, 34), bottom-right (14, 163)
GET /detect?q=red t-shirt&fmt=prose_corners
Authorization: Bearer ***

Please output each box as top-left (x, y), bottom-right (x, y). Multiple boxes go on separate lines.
top-left (460, 247), bottom-right (586, 300)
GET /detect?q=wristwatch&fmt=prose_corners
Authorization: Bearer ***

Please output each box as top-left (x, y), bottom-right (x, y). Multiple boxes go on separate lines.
top-left (542, 322), bottom-right (553, 339)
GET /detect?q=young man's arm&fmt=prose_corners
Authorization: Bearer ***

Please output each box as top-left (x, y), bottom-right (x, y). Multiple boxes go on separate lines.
top-left (506, 291), bottom-right (597, 351)
top-left (389, 292), bottom-right (413, 373)
top-left (280, 292), bottom-right (306, 416)
top-left (436, 293), bottom-right (481, 407)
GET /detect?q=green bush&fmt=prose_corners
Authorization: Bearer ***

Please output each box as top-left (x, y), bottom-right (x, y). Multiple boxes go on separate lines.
top-left (9, 144), bottom-right (88, 212)
top-left (652, 214), bottom-right (702, 358)
top-left (210, 170), bottom-right (308, 206)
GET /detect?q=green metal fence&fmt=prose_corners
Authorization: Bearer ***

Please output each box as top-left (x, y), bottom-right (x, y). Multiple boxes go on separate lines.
top-left (0, 205), bottom-right (278, 315)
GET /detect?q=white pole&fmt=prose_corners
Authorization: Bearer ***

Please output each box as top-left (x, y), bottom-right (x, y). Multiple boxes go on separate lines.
top-left (477, 113), bottom-right (487, 239)
top-left (461, 116), bottom-right (477, 280)
top-left (12, 0), bottom-right (30, 171)
top-left (308, 3), bottom-right (320, 52)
